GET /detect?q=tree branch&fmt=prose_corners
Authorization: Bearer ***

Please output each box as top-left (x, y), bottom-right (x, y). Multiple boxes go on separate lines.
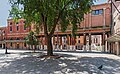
top-left (49, 18), bottom-right (58, 37)
top-left (49, 1), bottom-right (71, 36)
top-left (41, 13), bottom-right (48, 37)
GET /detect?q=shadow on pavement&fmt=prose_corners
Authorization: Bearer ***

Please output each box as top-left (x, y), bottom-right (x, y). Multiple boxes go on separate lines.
top-left (0, 52), bottom-right (120, 74)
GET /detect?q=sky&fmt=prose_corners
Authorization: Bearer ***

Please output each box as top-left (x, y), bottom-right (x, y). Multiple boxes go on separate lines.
top-left (0, 0), bottom-right (11, 27)
top-left (0, 0), bottom-right (107, 27)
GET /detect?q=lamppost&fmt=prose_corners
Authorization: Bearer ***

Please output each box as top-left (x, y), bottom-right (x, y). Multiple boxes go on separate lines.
top-left (5, 27), bottom-right (9, 54)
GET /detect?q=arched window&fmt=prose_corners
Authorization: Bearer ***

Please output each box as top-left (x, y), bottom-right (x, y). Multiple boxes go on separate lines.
top-left (24, 43), bottom-right (26, 47)
top-left (16, 38), bottom-right (20, 40)
top-left (10, 38), bottom-right (13, 40)
top-left (10, 43), bottom-right (12, 47)
top-left (10, 22), bottom-right (12, 25)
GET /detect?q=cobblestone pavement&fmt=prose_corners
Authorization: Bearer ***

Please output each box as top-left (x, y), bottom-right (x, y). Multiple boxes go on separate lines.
top-left (0, 48), bottom-right (120, 74)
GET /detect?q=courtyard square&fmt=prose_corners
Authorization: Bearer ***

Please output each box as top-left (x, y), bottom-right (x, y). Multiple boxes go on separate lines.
top-left (0, 49), bottom-right (120, 74)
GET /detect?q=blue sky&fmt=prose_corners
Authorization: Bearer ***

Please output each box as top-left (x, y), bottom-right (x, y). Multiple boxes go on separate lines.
top-left (0, 0), bottom-right (107, 27)
top-left (0, 0), bottom-right (11, 27)
top-left (94, 0), bottom-right (107, 5)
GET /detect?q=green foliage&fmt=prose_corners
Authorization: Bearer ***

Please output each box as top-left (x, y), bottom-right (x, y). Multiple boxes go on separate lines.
top-left (9, 0), bottom-right (95, 34)
top-left (25, 31), bottom-right (39, 46)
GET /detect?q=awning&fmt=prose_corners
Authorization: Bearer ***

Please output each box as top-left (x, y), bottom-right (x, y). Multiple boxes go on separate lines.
top-left (106, 34), bottom-right (120, 42)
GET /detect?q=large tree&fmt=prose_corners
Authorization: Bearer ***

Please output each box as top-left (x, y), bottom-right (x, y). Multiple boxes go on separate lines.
top-left (9, 0), bottom-right (95, 56)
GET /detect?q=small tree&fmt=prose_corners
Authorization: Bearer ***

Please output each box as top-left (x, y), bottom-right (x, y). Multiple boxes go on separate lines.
top-left (25, 31), bottom-right (39, 52)
top-left (9, 0), bottom-right (95, 56)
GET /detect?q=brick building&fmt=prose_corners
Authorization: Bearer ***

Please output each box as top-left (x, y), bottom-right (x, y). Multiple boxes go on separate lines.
top-left (5, 19), bottom-right (30, 49)
top-left (36, 3), bottom-right (111, 51)
top-left (0, 27), bottom-right (6, 48)
top-left (106, 0), bottom-right (120, 55)
top-left (0, 3), bottom-right (111, 51)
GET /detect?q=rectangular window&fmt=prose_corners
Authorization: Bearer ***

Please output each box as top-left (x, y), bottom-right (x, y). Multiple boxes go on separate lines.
top-left (10, 26), bottom-right (12, 32)
top-left (16, 26), bottom-right (19, 31)
top-left (99, 9), bottom-right (103, 14)
top-left (92, 11), bottom-right (95, 15)
top-left (92, 9), bottom-right (103, 15)
top-left (95, 10), bottom-right (99, 15)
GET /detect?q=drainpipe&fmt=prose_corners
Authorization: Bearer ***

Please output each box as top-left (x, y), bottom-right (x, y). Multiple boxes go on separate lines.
top-left (103, 8), bottom-right (106, 52)
top-left (110, 0), bottom-right (113, 35)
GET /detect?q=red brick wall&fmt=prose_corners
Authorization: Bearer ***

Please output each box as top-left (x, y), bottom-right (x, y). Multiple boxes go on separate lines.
top-left (80, 3), bottom-right (111, 28)
top-left (0, 27), bottom-right (6, 41)
top-left (6, 19), bottom-right (30, 40)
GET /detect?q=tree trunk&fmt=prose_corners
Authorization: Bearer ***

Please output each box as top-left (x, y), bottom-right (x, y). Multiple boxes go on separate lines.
top-left (46, 35), bottom-right (53, 56)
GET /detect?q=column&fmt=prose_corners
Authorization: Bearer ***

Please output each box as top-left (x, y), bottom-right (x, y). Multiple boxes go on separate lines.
top-left (57, 35), bottom-right (59, 49)
top-left (106, 33), bottom-right (111, 53)
top-left (89, 33), bottom-right (91, 51)
top-left (22, 42), bottom-right (24, 49)
top-left (71, 36), bottom-right (75, 50)
top-left (41, 37), bottom-right (44, 50)
top-left (113, 43), bottom-right (115, 54)
top-left (83, 33), bottom-right (86, 50)
top-left (53, 36), bottom-right (55, 45)
top-left (67, 35), bottom-right (69, 49)
top-left (102, 33), bottom-right (105, 52)
top-left (106, 34), bottom-right (109, 52)
top-left (111, 43), bottom-right (113, 53)
top-left (69, 35), bottom-right (71, 45)
top-left (109, 43), bottom-right (112, 53)
top-left (53, 36), bottom-right (55, 49)
top-left (116, 42), bottom-right (119, 55)
top-left (118, 42), bottom-right (120, 55)
top-left (2, 43), bottom-right (3, 48)
top-left (110, 42), bottom-right (112, 53)
top-left (73, 36), bottom-right (76, 50)
top-left (60, 36), bottom-right (62, 49)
